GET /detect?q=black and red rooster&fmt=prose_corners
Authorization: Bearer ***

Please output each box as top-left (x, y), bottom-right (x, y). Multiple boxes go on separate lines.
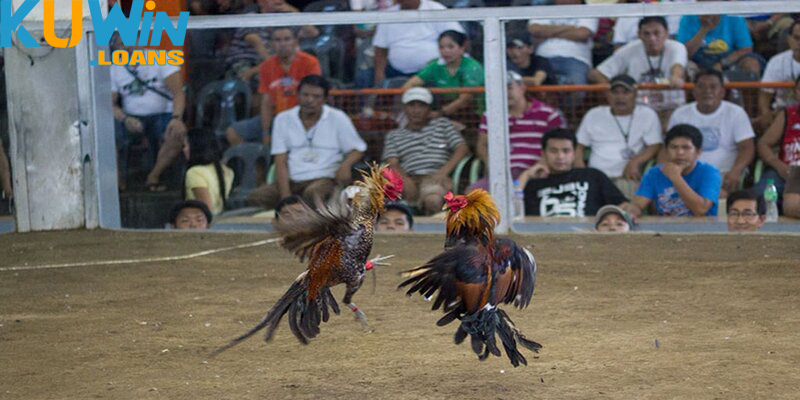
top-left (399, 189), bottom-right (541, 367)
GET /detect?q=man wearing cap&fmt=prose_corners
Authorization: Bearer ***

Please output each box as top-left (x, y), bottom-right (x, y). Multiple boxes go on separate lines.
top-left (575, 74), bottom-right (663, 199)
top-left (382, 87), bottom-right (469, 215)
top-left (506, 35), bottom-right (554, 87)
top-left (667, 69), bottom-right (755, 196)
top-left (376, 201), bottom-right (415, 232)
top-left (590, 16), bottom-right (687, 117)
top-left (594, 205), bottom-right (635, 233)
top-left (470, 71), bottom-right (565, 191)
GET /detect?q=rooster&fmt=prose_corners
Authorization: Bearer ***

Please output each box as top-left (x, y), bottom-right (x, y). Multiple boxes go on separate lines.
top-left (215, 165), bottom-right (403, 353)
top-left (399, 189), bottom-right (541, 367)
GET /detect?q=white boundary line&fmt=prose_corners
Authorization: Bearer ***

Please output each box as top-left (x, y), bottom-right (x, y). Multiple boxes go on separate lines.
top-left (0, 238), bottom-right (280, 272)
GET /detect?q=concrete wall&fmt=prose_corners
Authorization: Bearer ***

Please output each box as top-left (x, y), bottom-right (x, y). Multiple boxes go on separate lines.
top-left (5, 32), bottom-right (85, 231)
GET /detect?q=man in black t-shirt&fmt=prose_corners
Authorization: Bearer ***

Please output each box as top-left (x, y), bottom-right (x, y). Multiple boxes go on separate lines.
top-left (518, 128), bottom-right (637, 217)
top-left (506, 35), bottom-right (555, 86)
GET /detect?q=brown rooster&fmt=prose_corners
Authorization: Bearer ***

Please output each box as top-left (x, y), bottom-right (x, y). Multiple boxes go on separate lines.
top-left (399, 189), bottom-right (541, 367)
top-left (215, 165), bottom-right (403, 353)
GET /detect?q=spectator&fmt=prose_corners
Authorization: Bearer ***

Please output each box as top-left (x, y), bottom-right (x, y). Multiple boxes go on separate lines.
top-left (519, 128), bottom-right (634, 217)
top-left (631, 124), bottom-right (722, 217)
top-left (756, 76), bottom-right (800, 205)
top-left (668, 70), bottom-right (755, 195)
top-left (677, 9), bottom-right (762, 77)
top-left (785, 166), bottom-right (800, 218)
top-left (612, 0), bottom-right (696, 46)
top-left (248, 75), bottom-right (367, 209)
top-left (376, 201), bottom-right (415, 232)
top-left (402, 30), bottom-right (485, 121)
top-left (506, 35), bottom-right (554, 86)
top-left (184, 128), bottom-right (234, 215)
top-left (382, 87), bottom-right (469, 215)
top-left (273, 194), bottom-right (309, 221)
top-left (591, 17), bottom-right (687, 116)
top-left (471, 71), bottom-right (565, 191)
top-left (372, 0), bottom-right (465, 87)
top-left (111, 41), bottom-right (187, 191)
top-left (757, 22), bottom-right (800, 130)
top-left (594, 204), bottom-right (634, 233)
top-left (528, 0), bottom-right (598, 87)
top-left (225, 27), bottom-right (322, 146)
top-left (726, 189), bottom-right (766, 232)
top-left (0, 138), bottom-right (10, 201)
top-left (169, 200), bottom-right (212, 230)
top-left (576, 75), bottom-right (662, 200)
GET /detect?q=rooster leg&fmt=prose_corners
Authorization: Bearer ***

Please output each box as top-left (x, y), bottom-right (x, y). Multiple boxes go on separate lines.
top-left (343, 280), bottom-right (371, 332)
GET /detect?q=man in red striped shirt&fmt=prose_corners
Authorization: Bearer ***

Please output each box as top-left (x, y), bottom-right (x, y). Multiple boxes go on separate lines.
top-left (470, 71), bottom-right (566, 191)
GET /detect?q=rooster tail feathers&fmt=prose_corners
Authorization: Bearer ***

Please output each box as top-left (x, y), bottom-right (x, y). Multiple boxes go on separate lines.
top-left (213, 272), bottom-right (340, 355)
top-left (454, 306), bottom-right (542, 367)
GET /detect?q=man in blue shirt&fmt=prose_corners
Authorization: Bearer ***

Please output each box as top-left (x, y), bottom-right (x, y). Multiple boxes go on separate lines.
top-left (677, 11), bottom-right (762, 77)
top-left (631, 124), bottom-right (722, 217)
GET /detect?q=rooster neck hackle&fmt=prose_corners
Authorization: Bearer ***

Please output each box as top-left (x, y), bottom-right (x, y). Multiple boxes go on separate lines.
top-left (445, 189), bottom-right (501, 246)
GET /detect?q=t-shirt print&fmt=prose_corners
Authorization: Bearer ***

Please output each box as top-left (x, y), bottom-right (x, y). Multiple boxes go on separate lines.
top-left (537, 181), bottom-right (590, 217)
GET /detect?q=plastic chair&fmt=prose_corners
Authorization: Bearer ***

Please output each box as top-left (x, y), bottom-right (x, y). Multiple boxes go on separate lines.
top-left (302, 0), bottom-right (350, 81)
top-left (753, 159), bottom-right (764, 184)
top-left (222, 143), bottom-right (271, 209)
top-left (451, 156), bottom-right (473, 194)
top-left (195, 80), bottom-right (252, 138)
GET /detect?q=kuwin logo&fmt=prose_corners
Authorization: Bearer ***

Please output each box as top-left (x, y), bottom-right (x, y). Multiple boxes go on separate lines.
top-left (0, 0), bottom-right (189, 66)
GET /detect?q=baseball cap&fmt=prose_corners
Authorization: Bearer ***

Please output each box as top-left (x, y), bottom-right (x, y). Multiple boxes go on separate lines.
top-left (594, 205), bottom-right (634, 229)
top-left (609, 74), bottom-right (637, 91)
top-left (506, 70), bottom-right (524, 85)
top-left (402, 87), bottom-right (433, 105)
top-left (506, 35), bottom-right (532, 49)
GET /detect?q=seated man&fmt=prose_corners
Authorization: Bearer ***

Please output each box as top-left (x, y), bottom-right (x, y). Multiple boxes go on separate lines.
top-left (506, 35), bottom-right (554, 86)
top-left (576, 74), bottom-right (662, 200)
top-left (631, 124), bottom-right (722, 217)
top-left (668, 69), bottom-right (755, 195)
top-left (371, 0), bottom-right (465, 86)
top-left (726, 189), bottom-right (766, 232)
top-left (471, 71), bottom-right (565, 191)
top-left (757, 22), bottom-right (800, 130)
top-left (112, 41), bottom-right (187, 191)
top-left (677, 9), bottom-right (762, 77)
top-left (591, 17), bottom-right (687, 117)
top-left (225, 27), bottom-right (322, 146)
top-left (248, 75), bottom-right (367, 209)
top-left (382, 87), bottom-right (469, 215)
top-left (169, 200), bottom-right (212, 230)
top-left (376, 201), bottom-right (415, 232)
top-left (528, 0), bottom-right (598, 87)
top-left (594, 204), bottom-right (635, 233)
top-left (518, 128), bottom-right (633, 217)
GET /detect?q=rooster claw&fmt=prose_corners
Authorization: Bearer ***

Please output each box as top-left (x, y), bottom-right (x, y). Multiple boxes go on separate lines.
top-left (347, 303), bottom-right (371, 332)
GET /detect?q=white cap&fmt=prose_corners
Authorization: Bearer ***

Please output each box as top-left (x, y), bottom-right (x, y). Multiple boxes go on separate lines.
top-left (401, 87), bottom-right (433, 105)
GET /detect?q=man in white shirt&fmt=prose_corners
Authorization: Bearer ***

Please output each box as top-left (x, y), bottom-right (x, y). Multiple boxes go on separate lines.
top-left (528, 0), bottom-right (598, 87)
top-left (576, 75), bottom-right (663, 199)
top-left (757, 21), bottom-right (800, 130)
top-left (111, 45), bottom-right (187, 191)
top-left (371, 0), bottom-right (465, 88)
top-left (612, 0), bottom-right (696, 46)
top-left (668, 69), bottom-right (755, 195)
top-left (248, 75), bottom-right (367, 210)
top-left (591, 17), bottom-right (687, 115)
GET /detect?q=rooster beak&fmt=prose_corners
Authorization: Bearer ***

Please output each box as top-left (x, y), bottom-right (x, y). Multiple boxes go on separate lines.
top-left (441, 203), bottom-right (449, 211)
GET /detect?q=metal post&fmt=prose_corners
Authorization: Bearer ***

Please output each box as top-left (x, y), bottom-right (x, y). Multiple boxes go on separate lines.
top-left (483, 17), bottom-right (512, 234)
top-left (76, 33), bottom-right (121, 229)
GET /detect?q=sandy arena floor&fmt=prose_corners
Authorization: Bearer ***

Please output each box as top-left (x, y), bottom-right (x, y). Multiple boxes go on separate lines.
top-left (1, 230), bottom-right (799, 399)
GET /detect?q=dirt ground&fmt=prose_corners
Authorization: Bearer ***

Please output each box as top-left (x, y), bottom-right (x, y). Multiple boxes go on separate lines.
top-left (1, 230), bottom-right (799, 400)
